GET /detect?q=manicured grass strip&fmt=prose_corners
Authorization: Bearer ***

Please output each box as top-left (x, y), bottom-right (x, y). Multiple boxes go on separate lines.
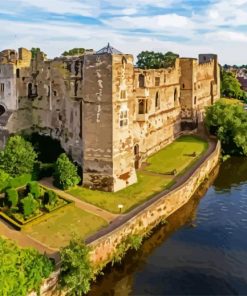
top-left (145, 135), bottom-right (208, 175)
top-left (24, 206), bottom-right (108, 248)
top-left (68, 173), bottom-right (173, 214)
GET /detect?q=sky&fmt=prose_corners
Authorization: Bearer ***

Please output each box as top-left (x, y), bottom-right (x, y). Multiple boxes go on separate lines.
top-left (0, 0), bottom-right (247, 64)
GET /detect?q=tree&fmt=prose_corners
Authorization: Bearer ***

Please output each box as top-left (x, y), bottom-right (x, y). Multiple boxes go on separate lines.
top-left (53, 153), bottom-right (81, 190)
top-left (6, 188), bottom-right (18, 208)
top-left (221, 69), bottom-right (246, 100)
top-left (20, 193), bottom-right (39, 218)
top-left (60, 237), bottom-right (93, 295)
top-left (62, 48), bottom-right (85, 56)
top-left (0, 237), bottom-right (54, 296)
top-left (0, 135), bottom-right (37, 177)
top-left (0, 169), bottom-right (11, 192)
top-left (136, 51), bottom-right (179, 69)
top-left (31, 48), bottom-right (41, 59)
top-left (205, 101), bottom-right (247, 155)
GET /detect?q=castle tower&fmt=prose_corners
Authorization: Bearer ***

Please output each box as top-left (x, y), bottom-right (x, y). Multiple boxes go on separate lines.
top-left (82, 44), bottom-right (137, 192)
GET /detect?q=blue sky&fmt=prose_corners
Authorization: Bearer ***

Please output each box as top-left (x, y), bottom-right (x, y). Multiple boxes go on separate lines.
top-left (0, 0), bottom-right (247, 64)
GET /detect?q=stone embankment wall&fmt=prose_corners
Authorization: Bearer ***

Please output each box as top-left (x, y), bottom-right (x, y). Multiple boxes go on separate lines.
top-left (89, 140), bottom-right (221, 267)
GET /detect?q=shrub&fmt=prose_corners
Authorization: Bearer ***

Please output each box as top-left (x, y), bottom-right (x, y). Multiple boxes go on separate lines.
top-left (0, 169), bottom-right (11, 192)
top-left (7, 174), bottom-right (32, 189)
top-left (53, 153), bottom-right (81, 190)
top-left (0, 237), bottom-right (54, 295)
top-left (60, 237), bottom-right (93, 295)
top-left (20, 193), bottom-right (39, 218)
top-left (43, 190), bottom-right (57, 206)
top-left (6, 188), bottom-right (18, 208)
top-left (27, 181), bottom-right (41, 199)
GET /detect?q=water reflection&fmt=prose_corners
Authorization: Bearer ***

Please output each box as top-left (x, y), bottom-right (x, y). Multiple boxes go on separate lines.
top-left (89, 166), bottom-right (219, 296)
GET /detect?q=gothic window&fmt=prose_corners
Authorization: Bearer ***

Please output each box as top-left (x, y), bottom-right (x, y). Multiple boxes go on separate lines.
top-left (16, 69), bottom-right (20, 78)
top-left (182, 83), bottom-right (185, 89)
top-left (138, 99), bottom-right (148, 114)
top-left (139, 74), bottom-right (145, 88)
top-left (155, 77), bottom-right (160, 86)
top-left (120, 109), bottom-right (128, 127)
top-left (122, 57), bottom-right (127, 65)
top-left (134, 144), bottom-right (139, 155)
top-left (155, 92), bottom-right (160, 109)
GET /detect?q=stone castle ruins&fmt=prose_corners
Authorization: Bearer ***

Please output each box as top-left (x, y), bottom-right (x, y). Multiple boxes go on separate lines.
top-left (0, 44), bottom-right (220, 192)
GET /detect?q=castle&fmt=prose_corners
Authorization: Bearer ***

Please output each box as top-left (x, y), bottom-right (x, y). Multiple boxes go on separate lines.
top-left (0, 45), bottom-right (220, 192)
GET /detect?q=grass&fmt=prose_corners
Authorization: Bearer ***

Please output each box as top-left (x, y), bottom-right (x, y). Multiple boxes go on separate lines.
top-left (67, 135), bottom-right (209, 214)
top-left (144, 135), bottom-right (208, 175)
top-left (23, 205), bottom-right (108, 248)
top-left (68, 172), bottom-right (173, 214)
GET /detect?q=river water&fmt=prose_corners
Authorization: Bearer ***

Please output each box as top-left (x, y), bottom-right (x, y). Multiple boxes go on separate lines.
top-left (89, 157), bottom-right (247, 295)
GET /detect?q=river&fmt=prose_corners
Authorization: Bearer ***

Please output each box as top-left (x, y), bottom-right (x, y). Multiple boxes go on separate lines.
top-left (89, 157), bottom-right (247, 295)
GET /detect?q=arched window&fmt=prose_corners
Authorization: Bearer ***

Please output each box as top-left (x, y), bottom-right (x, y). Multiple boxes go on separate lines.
top-left (134, 144), bottom-right (139, 155)
top-left (122, 56), bottom-right (127, 65)
top-left (139, 74), bottom-right (145, 88)
top-left (194, 96), bottom-right (197, 105)
top-left (138, 99), bottom-right (145, 114)
top-left (155, 92), bottom-right (160, 109)
top-left (16, 68), bottom-right (20, 78)
top-left (182, 83), bottom-right (185, 89)
top-left (174, 88), bottom-right (178, 102)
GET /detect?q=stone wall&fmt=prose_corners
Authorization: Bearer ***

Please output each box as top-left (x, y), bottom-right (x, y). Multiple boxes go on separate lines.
top-left (88, 140), bottom-right (221, 267)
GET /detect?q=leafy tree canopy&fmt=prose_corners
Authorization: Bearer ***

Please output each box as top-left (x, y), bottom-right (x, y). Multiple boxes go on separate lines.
top-left (0, 237), bottom-right (54, 296)
top-left (221, 69), bottom-right (246, 100)
top-left (60, 237), bottom-right (93, 295)
top-left (53, 153), bottom-right (81, 190)
top-left (205, 101), bottom-right (247, 155)
top-left (0, 135), bottom-right (37, 177)
top-left (31, 48), bottom-right (41, 59)
top-left (62, 48), bottom-right (85, 56)
top-left (136, 51), bottom-right (179, 69)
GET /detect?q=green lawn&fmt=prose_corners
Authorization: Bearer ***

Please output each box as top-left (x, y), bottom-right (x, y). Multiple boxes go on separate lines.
top-left (23, 206), bottom-right (108, 248)
top-left (68, 173), bottom-right (173, 214)
top-left (144, 135), bottom-right (208, 175)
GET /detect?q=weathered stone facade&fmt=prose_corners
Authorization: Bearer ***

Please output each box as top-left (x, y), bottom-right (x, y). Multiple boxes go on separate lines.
top-left (0, 46), bottom-right (220, 191)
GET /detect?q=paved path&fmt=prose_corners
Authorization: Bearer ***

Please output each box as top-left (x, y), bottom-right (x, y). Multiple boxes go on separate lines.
top-left (39, 178), bottom-right (119, 223)
top-left (0, 218), bottom-right (60, 262)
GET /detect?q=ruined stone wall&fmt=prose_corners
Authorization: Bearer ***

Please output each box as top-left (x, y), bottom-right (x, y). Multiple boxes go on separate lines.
top-left (89, 141), bottom-right (221, 267)
top-left (82, 54), bottom-right (114, 191)
top-left (133, 59), bottom-right (181, 161)
top-left (112, 55), bottom-right (137, 191)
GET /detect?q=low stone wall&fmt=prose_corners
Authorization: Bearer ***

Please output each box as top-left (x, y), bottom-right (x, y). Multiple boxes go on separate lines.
top-left (89, 141), bottom-right (221, 266)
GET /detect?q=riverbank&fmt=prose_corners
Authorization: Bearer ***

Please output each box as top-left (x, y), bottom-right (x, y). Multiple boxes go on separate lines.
top-left (37, 138), bottom-right (220, 296)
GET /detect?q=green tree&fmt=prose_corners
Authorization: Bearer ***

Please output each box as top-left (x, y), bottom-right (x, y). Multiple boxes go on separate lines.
top-left (0, 237), bottom-right (54, 296)
top-left (53, 153), bottom-right (81, 190)
top-left (221, 69), bottom-right (246, 100)
top-left (27, 181), bottom-right (41, 199)
top-left (60, 237), bottom-right (93, 295)
top-left (136, 51), bottom-right (179, 69)
top-left (62, 48), bottom-right (85, 56)
top-left (20, 193), bottom-right (39, 218)
top-left (31, 47), bottom-right (41, 59)
top-left (0, 135), bottom-right (37, 177)
top-left (6, 188), bottom-right (18, 208)
top-left (205, 101), bottom-right (247, 155)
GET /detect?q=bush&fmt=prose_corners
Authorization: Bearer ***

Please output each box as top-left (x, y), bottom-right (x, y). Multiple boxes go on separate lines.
top-left (27, 181), bottom-right (41, 199)
top-left (20, 193), bottom-right (39, 218)
top-left (0, 237), bottom-right (54, 295)
top-left (6, 188), bottom-right (18, 208)
top-left (43, 190), bottom-right (57, 206)
top-left (7, 174), bottom-right (32, 189)
top-left (53, 153), bottom-right (81, 190)
top-left (60, 237), bottom-right (93, 295)
top-left (0, 169), bottom-right (11, 192)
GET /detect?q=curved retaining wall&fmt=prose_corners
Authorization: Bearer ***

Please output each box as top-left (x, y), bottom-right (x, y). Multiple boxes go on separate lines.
top-left (89, 140), bottom-right (221, 266)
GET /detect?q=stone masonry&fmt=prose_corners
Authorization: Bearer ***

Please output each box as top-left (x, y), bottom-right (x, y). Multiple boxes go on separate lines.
top-left (0, 45), bottom-right (220, 192)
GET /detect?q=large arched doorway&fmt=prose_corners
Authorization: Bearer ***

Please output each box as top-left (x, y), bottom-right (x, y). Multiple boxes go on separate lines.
top-left (0, 104), bottom-right (6, 116)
